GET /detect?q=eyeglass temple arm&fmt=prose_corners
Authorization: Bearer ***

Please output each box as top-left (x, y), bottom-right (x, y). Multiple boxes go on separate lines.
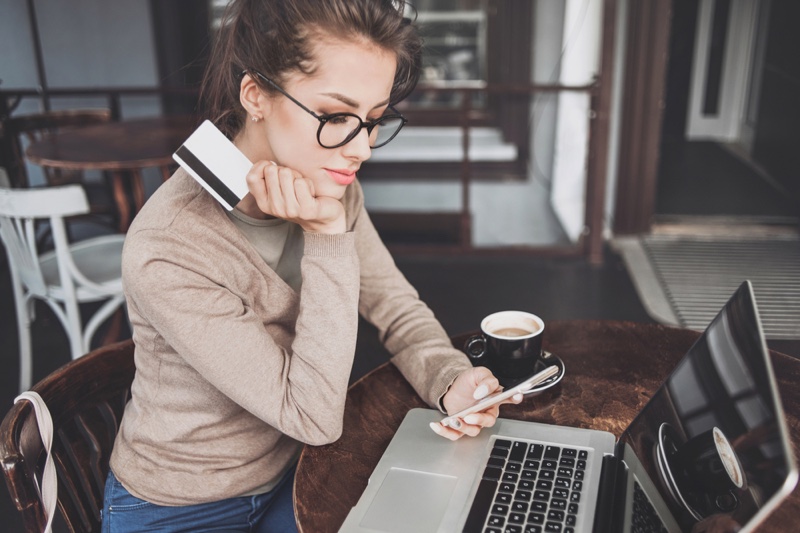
top-left (244, 69), bottom-right (323, 120)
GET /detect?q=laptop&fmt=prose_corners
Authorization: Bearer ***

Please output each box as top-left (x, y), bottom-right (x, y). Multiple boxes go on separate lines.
top-left (339, 281), bottom-right (798, 532)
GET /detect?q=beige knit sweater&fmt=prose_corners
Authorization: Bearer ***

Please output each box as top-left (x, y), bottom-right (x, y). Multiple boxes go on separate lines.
top-left (109, 169), bottom-right (472, 506)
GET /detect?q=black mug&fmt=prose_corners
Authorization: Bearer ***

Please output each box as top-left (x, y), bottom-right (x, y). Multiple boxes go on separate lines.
top-left (673, 427), bottom-right (747, 493)
top-left (464, 311), bottom-right (545, 388)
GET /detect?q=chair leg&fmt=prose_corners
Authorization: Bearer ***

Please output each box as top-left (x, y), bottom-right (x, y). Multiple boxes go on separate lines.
top-left (10, 273), bottom-right (33, 392)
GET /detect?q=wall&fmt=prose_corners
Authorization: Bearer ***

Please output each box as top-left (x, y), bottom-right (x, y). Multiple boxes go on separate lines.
top-left (0, 0), bottom-right (161, 186)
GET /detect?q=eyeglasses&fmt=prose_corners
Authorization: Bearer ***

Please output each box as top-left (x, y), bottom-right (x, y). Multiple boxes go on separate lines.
top-left (244, 69), bottom-right (407, 149)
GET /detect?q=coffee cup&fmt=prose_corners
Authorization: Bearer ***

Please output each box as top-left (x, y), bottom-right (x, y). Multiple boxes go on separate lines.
top-left (464, 311), bottom-right (545, 388)
top-left (673, 427), bottom-right (747, 493)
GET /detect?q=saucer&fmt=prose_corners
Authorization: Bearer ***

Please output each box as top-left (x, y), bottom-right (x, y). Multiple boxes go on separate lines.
top-left (522, 352), bottom-right (565, 394)
top-left (656, 422), bottom-right (703, 520)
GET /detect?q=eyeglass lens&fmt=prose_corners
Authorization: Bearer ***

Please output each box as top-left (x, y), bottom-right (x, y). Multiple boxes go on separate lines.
top-left (320, 115), bottom-right (405, 148)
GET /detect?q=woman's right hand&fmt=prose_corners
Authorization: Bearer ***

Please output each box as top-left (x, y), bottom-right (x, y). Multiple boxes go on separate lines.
top-left (245, 160), bottom-right (346, 234)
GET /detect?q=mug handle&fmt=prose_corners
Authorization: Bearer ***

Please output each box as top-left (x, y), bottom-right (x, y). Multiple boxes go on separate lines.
top-left (464, 335), bottom-right (487, 360)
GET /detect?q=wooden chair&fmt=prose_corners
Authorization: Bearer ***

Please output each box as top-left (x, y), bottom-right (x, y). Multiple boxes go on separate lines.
top-left (0, 339), bottom-right (135, 533)
top-left (0, 185), bottom-right (126, 392)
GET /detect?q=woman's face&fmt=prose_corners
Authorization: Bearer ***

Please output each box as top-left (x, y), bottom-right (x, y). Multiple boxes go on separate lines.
top-left (241, 37), bottom-right (397, 200)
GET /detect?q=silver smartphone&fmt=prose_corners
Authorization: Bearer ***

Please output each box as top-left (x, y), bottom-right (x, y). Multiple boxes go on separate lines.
top-left (440, 365), bottom-right (559, 429)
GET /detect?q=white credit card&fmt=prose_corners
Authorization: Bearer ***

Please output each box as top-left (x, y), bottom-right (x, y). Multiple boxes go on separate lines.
top-left (172, 119), bottom-right (252, 210)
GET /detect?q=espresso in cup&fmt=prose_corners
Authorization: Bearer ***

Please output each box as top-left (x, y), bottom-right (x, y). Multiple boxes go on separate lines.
top-left (674, 427), bottom-right (746, 493)
top-left (464, 311), bottom-right (545, 387)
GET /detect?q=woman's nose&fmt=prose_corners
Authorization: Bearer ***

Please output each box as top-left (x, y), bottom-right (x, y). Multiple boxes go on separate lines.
top-left (342, 127), bottom-right (372, 162)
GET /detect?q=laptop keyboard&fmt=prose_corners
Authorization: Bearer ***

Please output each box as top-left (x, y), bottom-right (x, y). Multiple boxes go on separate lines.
top-left (631, 481), bottom-right (668, 533)
top-left (463, 439), bottom-right (590, 533)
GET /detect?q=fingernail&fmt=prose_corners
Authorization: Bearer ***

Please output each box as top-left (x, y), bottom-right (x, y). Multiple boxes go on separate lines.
top-left (430, 422), bottom-right (443, 434)
top-left (513, 393), bottom-right (523, 401)
top-left (464, 414), bottom-right (480, 425)
top-left (473, 384), bottom-right (489, 399)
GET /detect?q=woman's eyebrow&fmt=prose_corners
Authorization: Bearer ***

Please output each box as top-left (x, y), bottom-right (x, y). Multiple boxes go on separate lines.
top-left (321, 92), bottom-right (391, 110)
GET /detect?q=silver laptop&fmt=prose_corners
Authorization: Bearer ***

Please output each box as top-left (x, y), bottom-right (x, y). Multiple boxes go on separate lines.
top-left (339, 281), bottom-right (798, 532)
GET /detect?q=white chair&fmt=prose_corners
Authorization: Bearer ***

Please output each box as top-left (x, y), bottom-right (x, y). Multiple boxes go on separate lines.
top-left (0, 185), bottom-right (126, 392)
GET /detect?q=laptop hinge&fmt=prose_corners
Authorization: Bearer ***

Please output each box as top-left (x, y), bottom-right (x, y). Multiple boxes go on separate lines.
top-left (592, 454), bottom-right (628, 533)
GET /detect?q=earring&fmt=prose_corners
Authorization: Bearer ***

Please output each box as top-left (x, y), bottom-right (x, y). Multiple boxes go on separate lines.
top-left (251, 115), bottom-right (260, 123)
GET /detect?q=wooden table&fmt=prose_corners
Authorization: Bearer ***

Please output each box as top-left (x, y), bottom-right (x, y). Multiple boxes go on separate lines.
top-left (25, 115), bottom-right (196, 231)
top-left (294, 320), bottom-right (799, 532)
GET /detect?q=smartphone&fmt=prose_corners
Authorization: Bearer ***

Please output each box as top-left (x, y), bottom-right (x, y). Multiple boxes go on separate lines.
top-left (440, 365), bottom-right (560, 429)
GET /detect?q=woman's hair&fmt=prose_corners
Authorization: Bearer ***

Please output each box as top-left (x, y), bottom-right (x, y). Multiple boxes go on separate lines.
top-left (200, 0), bottom-right (422, 138)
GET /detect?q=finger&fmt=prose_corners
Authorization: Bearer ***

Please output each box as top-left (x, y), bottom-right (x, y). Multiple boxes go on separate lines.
top-left (429, 422), bottom-right (463, 441)
top-left (264, 166), bottom-right (285, 216)
top-left (293, 178), bottom-right (317, 219)
top-left (463, 409), bottom-right (500, 429)
top-left (246, 160), bottom-right (273, 203)
top-left (278, 169), bottom-right (300, 218)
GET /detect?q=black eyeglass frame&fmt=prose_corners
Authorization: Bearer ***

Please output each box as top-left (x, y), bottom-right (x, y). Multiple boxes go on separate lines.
top-left (243, 69), bottom-right (408, 149)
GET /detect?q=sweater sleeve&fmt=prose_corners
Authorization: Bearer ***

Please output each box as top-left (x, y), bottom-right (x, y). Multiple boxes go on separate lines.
top-left (347, 183), bottom-right (472, 409)
top-left (122, 227), bottom-right (360, 445)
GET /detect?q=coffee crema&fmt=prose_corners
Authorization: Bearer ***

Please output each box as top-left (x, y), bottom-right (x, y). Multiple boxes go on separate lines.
top-left (491, 327), bottom-right (538, 338)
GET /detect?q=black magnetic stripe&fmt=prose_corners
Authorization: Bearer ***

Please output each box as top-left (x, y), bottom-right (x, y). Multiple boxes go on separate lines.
top-left (175, 144), bottom-right (241, 207)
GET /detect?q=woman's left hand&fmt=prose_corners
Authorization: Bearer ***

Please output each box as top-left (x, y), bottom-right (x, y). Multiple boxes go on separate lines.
top-left (431, 367), bottom-right (523, 441)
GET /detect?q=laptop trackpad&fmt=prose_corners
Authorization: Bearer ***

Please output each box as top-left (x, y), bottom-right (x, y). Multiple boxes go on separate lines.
top-left (359, 468), bottom-right (458, 533)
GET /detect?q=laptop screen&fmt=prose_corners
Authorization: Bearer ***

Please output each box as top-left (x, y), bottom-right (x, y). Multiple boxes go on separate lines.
top-left (619, 281), bottom-right (797, 531)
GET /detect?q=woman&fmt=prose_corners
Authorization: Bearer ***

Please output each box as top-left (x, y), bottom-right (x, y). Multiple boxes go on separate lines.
top-left (102, 1), bottom-right (520, 531)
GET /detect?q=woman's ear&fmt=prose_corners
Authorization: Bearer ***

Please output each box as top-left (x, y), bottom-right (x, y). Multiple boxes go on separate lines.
top-left (239, 73), bottom-right (270, 122)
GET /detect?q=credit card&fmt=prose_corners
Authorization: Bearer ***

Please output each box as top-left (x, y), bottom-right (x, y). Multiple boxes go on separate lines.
top-left (172, 119), bottom-right (252, 210)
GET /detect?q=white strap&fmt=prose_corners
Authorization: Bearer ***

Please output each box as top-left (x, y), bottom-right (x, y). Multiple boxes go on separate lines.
top-left (15, 391), bottom-right (56, 533)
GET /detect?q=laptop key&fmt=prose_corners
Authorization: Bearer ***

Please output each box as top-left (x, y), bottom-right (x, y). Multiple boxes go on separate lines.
top-left (515, 490), bottom-right (532, 502)
top-left (557, 467), bottom-right (573, 478)
top-left (487, 515), bottom-right (505, 527)
top-left (519, 480), bottom-right (535, 491)
top-left (530, 501), bottom-right (547, 513)
top-left (509, 512), bottom-right (526, 524)
top-left (524, 526), bottom-right (542, 533)
top-left (542, 459), bottom-right (558, 470)
top-left (500, 482), bottom-right (515, 493)
top-left (504, 526), bottom-right (522, 533)
top-left (545, 522), bottom-right (563, 532)
top-left (561, 448), bottom-right (577, 457)
top-left (578, 450), bottom-right (588, 459)
top-left (484, 466), bottom-right (503, 481)
top-left (512, 501), bottom-right (528, 512)
top-left (528, 512), bottom-right (545, 524)
top-left (544, 446), bottom-right (561, 459)
top-left (495, 493), bottom-right (512, 505)
top-left (550, 499), bottom-right (567, 510)
top-left (547, 510), bottom-right (565, 521)
top-left (566, 515), bottom-right (577, 527)
top-left (528, 444), bottom-right (544, 460)
top-left (533, 490), bottom-right (550, 501)
top-left (568, 503), bottom-right (579, 514)
top-left (488, 457), bottom-right (506, 468)
top-left (485, 529), bottom-right (501, 533)
top-left (553, 488), bottom-right (569, 499)
top-left (521, 470), bottom-right (537, 481)
top-left (510, 441), bottom-right (527, 462)
top-left (574, 471), bottom-right (584, 481)
top-left (555, 478), bottom-right (570, 489)
top-left (492, 504), bottom-right (510, 516)
top-left (462, 479), bottom-right (497, 533)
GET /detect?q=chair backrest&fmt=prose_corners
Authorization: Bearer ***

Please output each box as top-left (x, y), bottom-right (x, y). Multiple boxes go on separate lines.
top-left (2, 109), bottom-right (113, 188)
top-left (0, 339), bottom-right (135, 533)
top-left (0, 185), bottom-right (90, 295)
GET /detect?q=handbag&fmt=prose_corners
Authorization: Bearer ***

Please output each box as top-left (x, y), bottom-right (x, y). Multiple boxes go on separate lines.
top-left (15, 391), bottom-right (57, 533)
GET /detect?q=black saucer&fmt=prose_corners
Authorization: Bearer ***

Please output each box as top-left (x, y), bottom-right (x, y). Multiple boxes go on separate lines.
top-left (522, 352), bottom-right (565, 394)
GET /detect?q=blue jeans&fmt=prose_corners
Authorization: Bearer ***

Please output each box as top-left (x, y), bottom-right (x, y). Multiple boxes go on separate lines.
top-left (101, 465), bottom-right (298, 533)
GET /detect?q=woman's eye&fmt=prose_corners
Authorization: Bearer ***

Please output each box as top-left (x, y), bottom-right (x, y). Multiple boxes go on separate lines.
top-left (327, 115), bottom-right (351, 126)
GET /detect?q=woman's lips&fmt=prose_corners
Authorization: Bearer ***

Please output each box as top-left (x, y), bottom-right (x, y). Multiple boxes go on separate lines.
top-left (326, 168), bottom-right (357, 186)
